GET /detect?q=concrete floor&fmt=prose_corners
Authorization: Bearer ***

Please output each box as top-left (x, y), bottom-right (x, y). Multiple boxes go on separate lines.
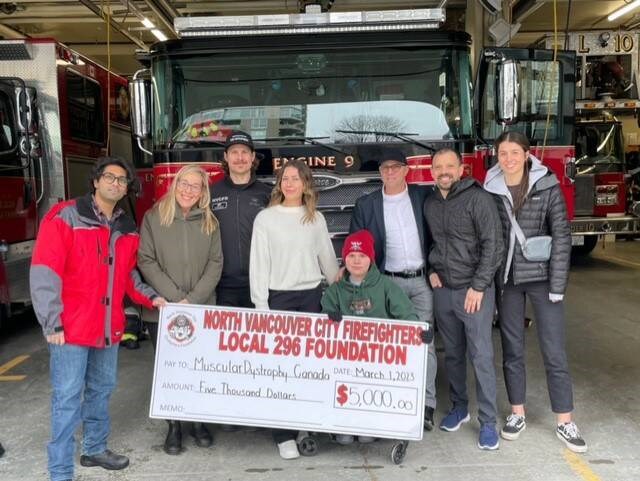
top-left (0, 240), bottom-right (638, 481)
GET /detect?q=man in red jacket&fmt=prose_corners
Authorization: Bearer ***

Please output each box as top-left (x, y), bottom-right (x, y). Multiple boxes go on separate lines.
top-left (30, 157), bottom-right (166, 481)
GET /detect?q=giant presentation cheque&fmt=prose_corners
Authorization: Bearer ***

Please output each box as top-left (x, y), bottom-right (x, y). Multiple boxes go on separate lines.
top-left (150, 304), bottom-right (428, 440)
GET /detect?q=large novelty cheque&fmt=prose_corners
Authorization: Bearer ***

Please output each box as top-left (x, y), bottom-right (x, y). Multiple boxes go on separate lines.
top-left (150, 304), bottom-right (428, 440)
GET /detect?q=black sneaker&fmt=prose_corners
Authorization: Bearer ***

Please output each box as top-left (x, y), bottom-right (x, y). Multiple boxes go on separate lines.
top-left (556, 422), bottom-right (587, 453)
top-left (80, 449), bottom-right (129, 470)
top-left (500, 414), bottom-right (526, 440)
top-left (423, 406), bottom-right (435, 431)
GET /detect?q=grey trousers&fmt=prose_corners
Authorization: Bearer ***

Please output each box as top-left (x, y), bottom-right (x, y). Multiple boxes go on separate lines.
top-left (434, 285), bottom-right (497, 425)
top-left (389, 275), bottom-right (437, 409)
top-left (498, 280), bottom-right (574, 413)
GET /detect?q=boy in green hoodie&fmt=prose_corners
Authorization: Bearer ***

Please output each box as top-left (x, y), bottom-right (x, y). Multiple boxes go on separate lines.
top-left (321, 229), bottom-right (433, 444)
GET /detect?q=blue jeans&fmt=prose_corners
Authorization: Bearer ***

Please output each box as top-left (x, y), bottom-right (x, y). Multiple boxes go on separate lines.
top-left (48, 343), bottom-right (119, 481)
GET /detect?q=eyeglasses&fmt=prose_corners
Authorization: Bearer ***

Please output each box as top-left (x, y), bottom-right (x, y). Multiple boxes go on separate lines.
top-left (379, 163), bottom-right (405, 173)
top-left (101, 172), bottom-right (129, 187)
top-left (176, 180), bottom-right (203, 193)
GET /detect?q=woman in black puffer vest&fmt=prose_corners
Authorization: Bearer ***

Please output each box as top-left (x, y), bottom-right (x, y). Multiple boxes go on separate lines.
top-left (484, 131), bottom-right (587, 454)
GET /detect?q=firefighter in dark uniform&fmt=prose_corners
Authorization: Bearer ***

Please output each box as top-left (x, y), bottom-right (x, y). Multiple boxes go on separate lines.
top-left (210, 130), bottom-right (271, 306)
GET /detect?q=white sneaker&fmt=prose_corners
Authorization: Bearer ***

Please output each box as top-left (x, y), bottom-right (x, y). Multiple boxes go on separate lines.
top-left (357, 436), bottom-right (375, 444)
top-left (277, 440), bottom-right (300, 459)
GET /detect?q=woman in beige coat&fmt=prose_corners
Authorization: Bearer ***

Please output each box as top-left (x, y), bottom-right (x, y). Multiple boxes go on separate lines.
top-left (138, 164), bottom-right (223, 455)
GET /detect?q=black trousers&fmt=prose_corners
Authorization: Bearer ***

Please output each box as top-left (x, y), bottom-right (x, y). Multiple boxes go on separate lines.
top-left (217, 285), bottom-right (254, 308)
top-left (268, 285), bottom-right (323, 313)
top-left (498, 280), bottom-right (574, 413)
top-left (146, 322), bottom-right (159, 351)
top-left (268, 285), bottom-right (322, 444)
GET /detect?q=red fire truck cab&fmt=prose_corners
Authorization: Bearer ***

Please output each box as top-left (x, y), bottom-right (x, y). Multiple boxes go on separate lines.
top-left (129, 7), bottom-right (579, 259)
top-left (0, 39), bottom-right (133, 326)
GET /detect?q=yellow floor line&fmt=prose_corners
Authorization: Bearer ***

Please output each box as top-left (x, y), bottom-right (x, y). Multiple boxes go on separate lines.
top-left (601, 255), bottom-right (640, 268)
top-left (564, 450), bottom-right (602, 481)
top-left (0, 374), bottom-right (26, 381)
top-left (0, 354), bottom-right (30, 376)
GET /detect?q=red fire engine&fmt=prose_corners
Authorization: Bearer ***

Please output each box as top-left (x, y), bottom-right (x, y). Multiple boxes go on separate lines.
top-left (129, 7), bottom-right (580, 260)
top-left (0, 38), bottom-right (134, 326)
top-left (544, 31), bottom-right (640, 254)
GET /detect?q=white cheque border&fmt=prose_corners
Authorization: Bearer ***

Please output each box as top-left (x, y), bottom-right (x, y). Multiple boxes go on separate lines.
top-left (149, 304), bottom-right (428, 441)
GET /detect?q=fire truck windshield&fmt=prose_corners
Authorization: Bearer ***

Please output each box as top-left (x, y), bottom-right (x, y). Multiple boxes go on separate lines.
top-left (152, 46), bottom-right (473, 148)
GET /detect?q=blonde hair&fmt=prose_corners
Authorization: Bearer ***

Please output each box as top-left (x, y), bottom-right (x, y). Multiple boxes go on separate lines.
top-left (157, 164), bottom-right (218, 235)
top-left (269, 159), bottom-right (317, 224)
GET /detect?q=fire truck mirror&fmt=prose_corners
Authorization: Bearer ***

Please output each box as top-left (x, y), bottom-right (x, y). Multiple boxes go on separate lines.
top-left (14, 87), bottom-right (31, 134)
top-left (496, 59), bottom-right (521, 125)
top-left (130, 77), bottom-right (151, 139)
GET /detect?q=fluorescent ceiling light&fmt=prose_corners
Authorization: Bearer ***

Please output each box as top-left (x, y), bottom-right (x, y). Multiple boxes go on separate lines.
top-left (151, 29), bottom-right (168, 41)
top-left (141, 17), bottom-right (155, 29)
top-left (608, 0), bottom-right (640, 21)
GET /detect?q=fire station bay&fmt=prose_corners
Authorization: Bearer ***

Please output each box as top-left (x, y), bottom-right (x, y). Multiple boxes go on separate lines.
top-left (1, 2), bottom-right (640, 481)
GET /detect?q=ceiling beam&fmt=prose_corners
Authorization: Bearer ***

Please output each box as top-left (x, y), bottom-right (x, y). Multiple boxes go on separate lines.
top-left (139, 0), bottom-right (178, 37)
top-left (67, 42), bottom-right (140, 55)
top-left (78, 0), bottom-right (148, 50)
top-left (154, 0), bottom-right (178, 18)
top-left (0, 22), bottom-right (26, 38)
top-left (1, 16), bottom-right (139, 23)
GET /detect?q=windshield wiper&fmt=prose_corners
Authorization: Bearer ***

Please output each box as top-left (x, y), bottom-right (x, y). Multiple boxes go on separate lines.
top-left (334, 130), bottom-right (435, 153)
top-left (258, 136), bottom-right (351, 156)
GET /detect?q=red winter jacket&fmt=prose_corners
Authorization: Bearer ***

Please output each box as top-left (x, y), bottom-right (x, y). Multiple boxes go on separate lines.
top-left (30, 194), bottom-right (156, 347)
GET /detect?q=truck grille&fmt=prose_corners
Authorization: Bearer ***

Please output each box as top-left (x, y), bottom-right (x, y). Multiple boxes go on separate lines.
top-left (317, 182), bottom-right (381, 210)
top-left (574, 175), bottom-right (595, 216)
top-left (323, 210), bottom-right (353, 235)
top-left (317, 175), bottom-right (381, 256)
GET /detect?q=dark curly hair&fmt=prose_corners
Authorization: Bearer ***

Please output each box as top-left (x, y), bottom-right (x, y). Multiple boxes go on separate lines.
top-left (89, 156), bottom-right (140, 196)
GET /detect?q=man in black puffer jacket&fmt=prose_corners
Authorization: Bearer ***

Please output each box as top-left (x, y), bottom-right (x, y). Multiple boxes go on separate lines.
top-left (424, 148), bottom-right (504, 451)
top-left (424, 149), bottom-right (504, 294)
top-left (210, 131), bottom-right (271, 307)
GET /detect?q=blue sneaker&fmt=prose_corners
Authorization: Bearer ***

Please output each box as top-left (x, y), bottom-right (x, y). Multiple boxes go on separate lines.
top-left (478, 424), bottom-right (500, 450)
top-left (439, 408), bottom-right (471, 432)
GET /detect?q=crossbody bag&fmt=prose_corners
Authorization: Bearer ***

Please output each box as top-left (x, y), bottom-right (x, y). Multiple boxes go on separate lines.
top-left (502, 197), bottom-right (552, 262)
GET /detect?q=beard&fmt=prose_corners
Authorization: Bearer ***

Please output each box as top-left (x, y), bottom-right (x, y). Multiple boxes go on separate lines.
top-left (436, 175), bottom-right (455, 190)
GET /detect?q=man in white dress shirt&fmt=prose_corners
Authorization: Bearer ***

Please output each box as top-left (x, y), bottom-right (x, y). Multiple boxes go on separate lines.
top-left (350, 147), bottom-right (437, 430)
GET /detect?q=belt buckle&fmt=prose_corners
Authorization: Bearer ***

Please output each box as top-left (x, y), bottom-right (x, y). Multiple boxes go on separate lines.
top-left (403, 269), bottom-right (415, 278)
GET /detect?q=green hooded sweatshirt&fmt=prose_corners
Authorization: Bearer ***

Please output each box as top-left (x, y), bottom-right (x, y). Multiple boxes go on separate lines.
top-left (321, 264), bottom-right (419, 322)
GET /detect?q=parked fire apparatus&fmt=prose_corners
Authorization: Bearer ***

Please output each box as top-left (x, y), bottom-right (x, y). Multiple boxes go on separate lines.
top-left (544, 31), bottom-right (640, 255)
top-left (0, 39), bottom-right (134, 326)
top-left (131, 7), bottom-right (581, 257)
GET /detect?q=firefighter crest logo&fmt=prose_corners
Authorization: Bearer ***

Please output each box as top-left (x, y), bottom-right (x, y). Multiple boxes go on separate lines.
top-left (166, 312), bottom-right (196, 346)
top-left (349, 298), bottom-right (372, 316)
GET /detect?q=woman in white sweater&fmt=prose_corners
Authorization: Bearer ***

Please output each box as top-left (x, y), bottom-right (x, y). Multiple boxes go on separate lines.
top-left (249, 158), bottom-right (338, 459)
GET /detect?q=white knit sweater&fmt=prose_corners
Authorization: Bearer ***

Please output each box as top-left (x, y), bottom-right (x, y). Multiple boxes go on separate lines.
top-left (249, 204), bottom-right (339, 310)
